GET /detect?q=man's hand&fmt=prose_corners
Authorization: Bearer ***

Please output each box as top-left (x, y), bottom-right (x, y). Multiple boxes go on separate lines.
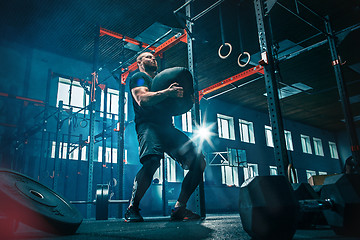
top-left (167, 82), bottom-right (183, 98)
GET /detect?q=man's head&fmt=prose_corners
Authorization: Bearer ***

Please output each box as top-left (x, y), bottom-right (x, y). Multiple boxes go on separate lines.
top-left (137, 52), bottom-right (158, 73)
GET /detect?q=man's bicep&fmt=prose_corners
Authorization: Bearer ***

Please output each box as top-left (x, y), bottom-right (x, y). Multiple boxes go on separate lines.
top-left (131, 86), bottom-right (149, 105)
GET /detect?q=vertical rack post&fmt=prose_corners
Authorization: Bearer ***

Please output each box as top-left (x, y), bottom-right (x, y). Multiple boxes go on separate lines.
top-left (254, 0), bottom-right (289, 175)
top-left (162, 155), bottom-right (168, 215)
top-left (186, 1), bottom-right (206, 218)
top-left (325, 16), bottom-right (360, 163)
top-left (76, 134), bottom-right (83, 201)
top-left (64, 108), bottom-right (73, 195)
top-left (38, 69), bottom-right (52, 181)
top-left (117, 73), bottom-right (126, 218)
top-left (101, 87), bottom-right (108, 183)
top-left (53, 101), bottom-right (63, 191)
top-left (86, 25), bottom-right (100, 218)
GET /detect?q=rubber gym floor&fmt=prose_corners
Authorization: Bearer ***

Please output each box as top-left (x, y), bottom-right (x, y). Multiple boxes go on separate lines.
top-left (9, 213), bottom-right (360, 240)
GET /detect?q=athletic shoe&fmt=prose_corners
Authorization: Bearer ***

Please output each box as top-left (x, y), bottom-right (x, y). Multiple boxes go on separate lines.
top-left (170, 207), bottom-right (201, 221)
top-left (124, 206), bottom-right (144, 222)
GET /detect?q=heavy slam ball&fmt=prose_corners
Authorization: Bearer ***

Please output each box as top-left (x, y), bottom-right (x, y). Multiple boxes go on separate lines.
top-left (151, 67), bottom-right (194, 116)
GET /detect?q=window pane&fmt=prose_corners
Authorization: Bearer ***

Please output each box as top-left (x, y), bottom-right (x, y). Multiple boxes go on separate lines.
top-left (217, 114), bottom-right (235, 140)
top-left (313, 138), bottom-right (324, 156)
top-left (265, 126), bottom-right (274, 147)
top-left (285, 130), bottom-right (293, 151)
top-left (182, 111), bottom-right (192, 132)
top-left (57, 81), bottom-right (70, 107)
top-left (329, 142), bottom-right (339, 159)
top-left (221, 119), bottom-right (230, 139)
top-left (71, 86), bottom-right (85, 109)
top-left (241, 123), bottom-right (249, 142)
top-left (301, 135), bottom-right (312, 154)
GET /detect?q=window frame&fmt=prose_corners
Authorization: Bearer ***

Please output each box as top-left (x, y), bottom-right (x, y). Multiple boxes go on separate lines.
top-left (56, 77), bottom-right (89, 114)
top-left (243, 163), bottom-right (259, 181)
top-left (239, 119), bottom-right (255, 144)
top-left (181, 110), bottom-right (193, 133)
top-left (217, 114), bottom-right (235, 140)
top-left (301, 134), bottom-right (312, 154)
top-left (265, 125), bottom-right (274, 147)
top-left (313, 137), bottom-right (324, 156)
top-left (329, 141), bottom-right (339, 159)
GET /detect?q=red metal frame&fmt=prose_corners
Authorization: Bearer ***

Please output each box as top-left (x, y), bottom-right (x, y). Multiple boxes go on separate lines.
top-left (198, 65), bottom-right (264, 100)
top-left (100, 27), bottom-right (157, 51)
top-left (119, 30), bottom-right (188, 85)
top-left (0, 92), bottom-right (45, 105)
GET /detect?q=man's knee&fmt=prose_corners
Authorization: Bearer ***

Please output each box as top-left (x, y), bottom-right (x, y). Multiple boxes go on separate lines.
top-left (142, 155), bottom-right (161, 172)
top-left (189, 154), bottom-right (206, 173)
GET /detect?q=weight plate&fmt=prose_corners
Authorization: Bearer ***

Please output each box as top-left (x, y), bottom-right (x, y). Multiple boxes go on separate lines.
top-left (0, 169), bottom-right (83, 235)
top-left (96, 184), bottom-right (109, 220)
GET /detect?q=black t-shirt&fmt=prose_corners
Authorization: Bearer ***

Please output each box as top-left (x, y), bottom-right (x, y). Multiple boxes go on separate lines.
top-left (129, 72), bottom-right (172, 126)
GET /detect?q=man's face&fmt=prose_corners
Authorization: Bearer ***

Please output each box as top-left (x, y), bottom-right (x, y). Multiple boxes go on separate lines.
top-left (139, 53), bottom-right (158, 72)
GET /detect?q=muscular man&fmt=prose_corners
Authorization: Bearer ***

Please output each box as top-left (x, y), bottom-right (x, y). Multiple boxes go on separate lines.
top-left (125, 52), bottom-right (206, 222)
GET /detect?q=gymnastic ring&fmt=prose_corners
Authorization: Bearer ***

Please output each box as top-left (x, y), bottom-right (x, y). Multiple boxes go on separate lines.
top-left (79, 119), bottom-right (88, 128)
top-left (237, 52), bottom-right (251, 67)
top-left (218, 43), bottom-right (232, 59)
top-left (287, 163), bottom-right (298, 184)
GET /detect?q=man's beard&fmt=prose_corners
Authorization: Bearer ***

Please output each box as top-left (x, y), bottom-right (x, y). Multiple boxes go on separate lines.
top-left (144, 64), bottom-right (158, 73)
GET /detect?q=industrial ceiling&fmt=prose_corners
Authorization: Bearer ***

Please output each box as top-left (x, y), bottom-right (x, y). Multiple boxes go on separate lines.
top-left (0, 0), bottom-right (359, 131)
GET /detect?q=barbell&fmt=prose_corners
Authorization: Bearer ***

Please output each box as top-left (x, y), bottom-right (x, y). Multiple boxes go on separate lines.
top-left (70, 184), bottom-right (128, 220)
top-left (239, 174), bottom-right (360, 239)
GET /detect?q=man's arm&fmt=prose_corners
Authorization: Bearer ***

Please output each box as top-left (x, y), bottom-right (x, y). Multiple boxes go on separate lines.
top-left (131, 82), bottom-right (183, 107)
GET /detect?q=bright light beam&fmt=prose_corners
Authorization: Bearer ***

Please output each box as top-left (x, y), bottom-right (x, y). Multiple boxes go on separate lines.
top-left (191, 116), bottom-right (216, 153)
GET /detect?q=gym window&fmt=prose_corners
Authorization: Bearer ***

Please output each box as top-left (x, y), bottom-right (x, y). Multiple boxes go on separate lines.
top-left (181, 110), bottom-right (192, 132)
top-left (329, 141), bottom-right (339, 159)
top-left (227, 148), bottom-right (247, 167)
top-left (100, 88), bottom-right (128, 121)
top-left (97, 146), bottom-right (125, 163)
top-left (243, 163), bottom-right (259, 181)
top-left (301, 134), bottom-right (312, 154)
top-left (319, 171), bottom-right (328, 175)
top-left (313, 137), bottom-right (324, 156)
top-left (239, 119), bottom-right (255, 144)
top-left (284, 130), bottom-right (294, 151)
top-left (265, 125), bottom-right (274, 147)
top-left (217, 114), bottom-right (235, 140)
top-left (265, 126), bottom-right (293, 150)
top-left (289, 168), bottom-right (299, 183)
top-left (221, 165), bottom-right (239, 187)
top-left (153, 154), bottom-right (177, 183)
top-left (166, 155), bottom-right (177, 182)
top-left (56, 77), bottom-right (89, 113)
top-left (306, 170), bottom-right (316, 181)
top-left (51, 142), bottom-right (87, 160)
top-left (269, 166), bottom-right (277, 175)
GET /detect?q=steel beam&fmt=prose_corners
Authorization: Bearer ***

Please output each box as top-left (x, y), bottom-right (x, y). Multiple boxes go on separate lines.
top-left (86, 25), bottom-right (100, 218)
top-left (199, 65), bottom-right (264, 100)
top-left (100, 27), bottom-right (156, 51)
top-left (186, 1), bottom-right (206, 218)
top-left (325, 17), bottom-right (360, 163)
top-left (254, 0), bottom-right (289, 176)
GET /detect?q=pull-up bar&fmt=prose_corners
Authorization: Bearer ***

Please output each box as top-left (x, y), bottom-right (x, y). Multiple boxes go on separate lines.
top-left (100, 27), bottom-right (156, 51)
top-left (118, 30), bottom-right (188, 84)
top-left (198, 65), bottom-right (264, 100)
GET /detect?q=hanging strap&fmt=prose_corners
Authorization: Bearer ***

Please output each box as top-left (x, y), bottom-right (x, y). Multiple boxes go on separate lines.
top-left (236, 3), bottom-right (250, 67)
top-left (218, 5), bottom-right (232, 59)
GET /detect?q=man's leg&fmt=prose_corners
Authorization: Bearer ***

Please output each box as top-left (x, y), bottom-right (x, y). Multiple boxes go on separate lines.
top-left (177, 155), bottom-right (206, 206)
top-left (125, 155), bottom-right (161, 222)
top-left (171, 155), bottom-right (206, 220)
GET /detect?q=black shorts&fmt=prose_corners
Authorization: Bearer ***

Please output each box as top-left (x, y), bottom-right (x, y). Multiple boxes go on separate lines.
top-left (136, 122), bottom-right (199, 170)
